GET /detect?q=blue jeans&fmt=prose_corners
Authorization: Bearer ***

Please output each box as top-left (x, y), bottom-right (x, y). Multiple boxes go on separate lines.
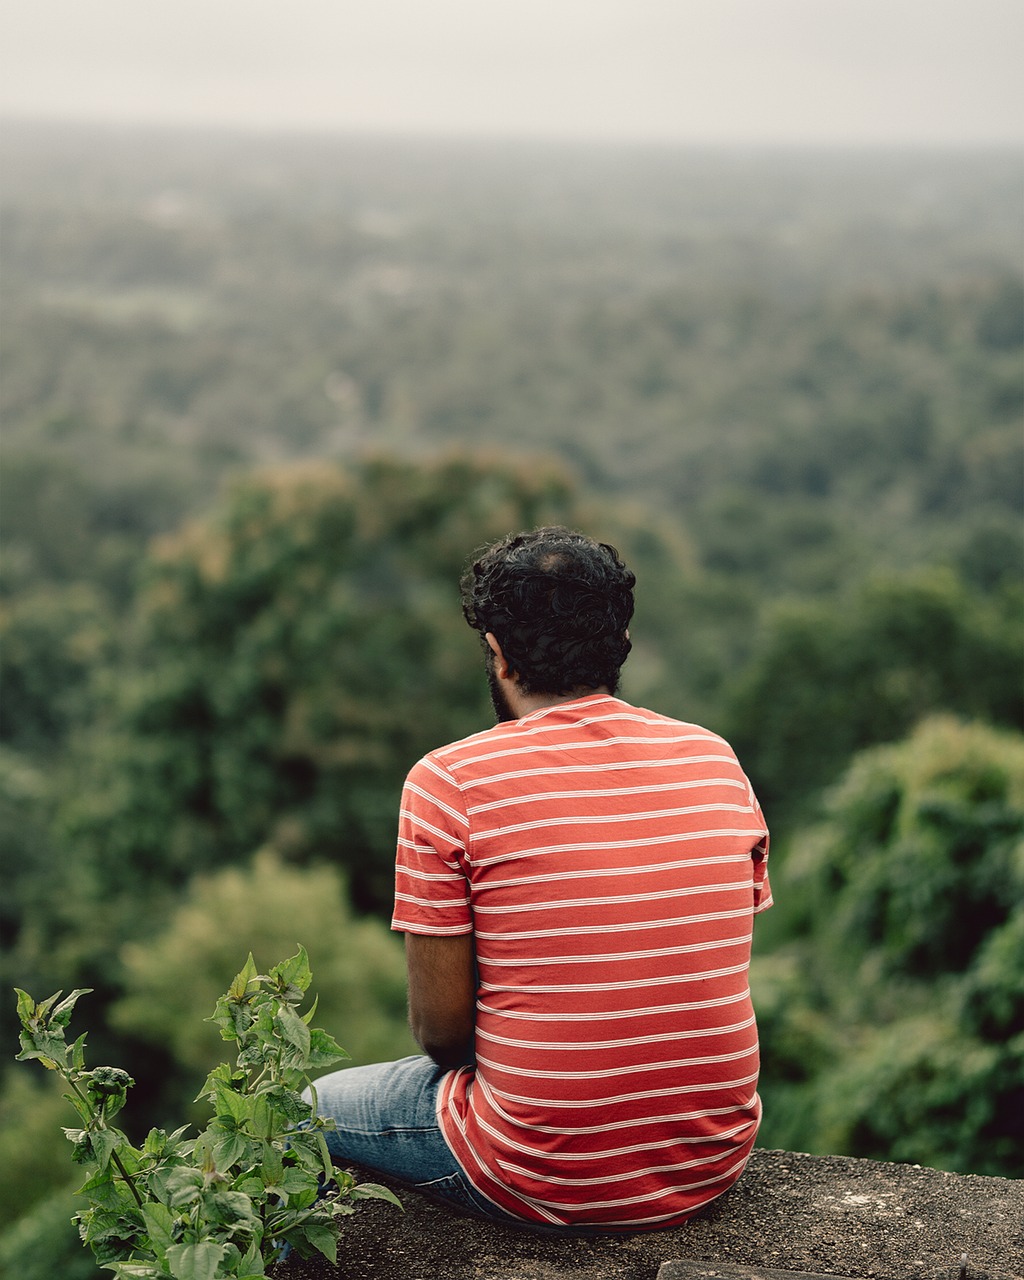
top-left (303, 1055), bottom-right (522, 1224)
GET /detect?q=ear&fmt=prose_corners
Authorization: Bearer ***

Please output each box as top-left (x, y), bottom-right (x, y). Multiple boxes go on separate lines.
top-left (484, 631), bottom-right (512, 680)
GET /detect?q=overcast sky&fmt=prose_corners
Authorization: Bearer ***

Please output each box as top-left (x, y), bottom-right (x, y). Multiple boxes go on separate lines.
top-left (1, 0), bottom-right (1021, 146)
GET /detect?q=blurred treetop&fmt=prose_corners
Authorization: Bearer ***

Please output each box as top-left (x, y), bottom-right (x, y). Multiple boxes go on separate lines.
top-left (2, 124), bottom-right (1020, 605)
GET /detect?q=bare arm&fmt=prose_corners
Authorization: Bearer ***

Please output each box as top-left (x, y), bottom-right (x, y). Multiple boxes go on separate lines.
top-left (405, 933), bottom-right (477, 1071)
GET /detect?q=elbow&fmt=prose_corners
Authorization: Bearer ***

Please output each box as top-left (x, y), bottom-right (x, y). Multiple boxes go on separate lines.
top-left (411, 1015), bottom-right (475, 1071)
top-left (422, 1037), bottom-right (475, 1072)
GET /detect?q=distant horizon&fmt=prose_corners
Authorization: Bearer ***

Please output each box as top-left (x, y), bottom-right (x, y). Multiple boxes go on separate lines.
top-left (3, 111), bottom-right (1021, 156)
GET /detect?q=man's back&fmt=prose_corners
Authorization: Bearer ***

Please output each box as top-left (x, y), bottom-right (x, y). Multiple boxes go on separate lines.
top-left (393, 693), bottom-right (771, 1230)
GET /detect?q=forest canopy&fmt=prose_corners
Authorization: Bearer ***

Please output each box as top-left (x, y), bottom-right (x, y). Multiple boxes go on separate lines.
top-left (1, 122), bottom-right (1021, 1277)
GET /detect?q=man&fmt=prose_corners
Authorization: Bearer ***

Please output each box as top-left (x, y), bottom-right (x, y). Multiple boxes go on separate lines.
top-left (308, 527), bottom-right (771, 1231)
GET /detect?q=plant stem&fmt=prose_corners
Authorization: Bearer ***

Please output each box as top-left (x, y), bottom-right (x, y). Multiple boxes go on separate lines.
top-left (111, 1149), bottom-right (145, 1209)
top-left (66, 1074), bottom-right (145, 1209)
top-left (264, 1198), bottom-right (336, 1237)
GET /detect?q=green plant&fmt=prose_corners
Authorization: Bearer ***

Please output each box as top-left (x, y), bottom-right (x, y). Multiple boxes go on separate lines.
top-left (14, 946), bottom-right (400, 1278)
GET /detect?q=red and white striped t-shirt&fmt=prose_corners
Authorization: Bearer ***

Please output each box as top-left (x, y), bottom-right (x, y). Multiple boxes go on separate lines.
top-left (391, 694), bottom-right (771, 1230)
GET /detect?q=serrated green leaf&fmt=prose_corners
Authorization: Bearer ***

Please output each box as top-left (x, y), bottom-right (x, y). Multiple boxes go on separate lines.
top-left (211, 1081), bottom-right (254, 1126)
top-left (147, 1165), bottom-right (178, 1207)
top-left (219, 1242), bottom-right (243, 1272)
top-left (292, 1221), bottom-right (337, 1264)
top-left (206, 1004), bottom-right (235, 1042)
top-left (282, 1134), bottom-right (329, 1181)
top-left (281, 1183), bottom-right (319, 1212)
top-left (260, 1140), bottom-right (283, 1184)
top-left (313, 1126), bottom-right (335, 1176)
top-left (34, 990), bottom-right (62, 1021)
top-left (250, 1093), bottom-right (272, 1141)
top-left (93, 1237), bottom-right (143, 1268)
top-left (306, 1026), bottom-right (349, 1067)
top-left (273, 1004), bottom-right (310, 1059)
top-left (204, 1190), bottom-right (259, 1227)
top-left (16, 1027), bottom-right (68, 1069)
top-left (89, 1126), bottom-right (121, 1173)
top-left (280, 1166), bottom-right (315, 1195)
top-left (210, 1129), bottom-right (249, 1169)
top-left (195, 1061), bottom-right (243, 1105)
top-left (236, 1043), bottom-right (267, 1072)
top-left (226, 954), bottom-right (260, 1003)
top-left (143, 1124), bottom-right (191, 1157)
top-left (92, 1234), bottom-right (142, 1267)
top-left (268, 946), bottom-right (312, 994)
top-left (162, 1166), bottom-right (203, 1208)
top-left (238, 1238), bottom-right (266, 1276)
top-left (115, 1140), bottom-right (144, 1175)
top-left (100, 1091), bottom-right (130, 1124)
top-left (51, 988), bottom-right (94, 1027)
top-left (63, 1090), bottom-right (92, 1123)
top-left (14, 988), bottom-right (37, 1025)
top-left (70, 1031), bottom-right (89, 1071)
top-left (76, 1165), bottom-right (127, 1209)
top-left (141, 1201), bottom-right (176, 1254)
top-left (81, 1204), bottom-right (134, 1243)
top-left (350, 1181), bottom-right (404, 1209)
top-left (259, 1084), bottom-right (310, 1126)
top-left (252, 1004), bottom-right (276, 1037)
top-left (165, 1240), bottom-right (226, 1280)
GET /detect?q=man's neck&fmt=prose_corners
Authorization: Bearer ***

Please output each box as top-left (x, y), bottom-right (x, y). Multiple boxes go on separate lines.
top-left (508, 685), bottom-right (611, 720)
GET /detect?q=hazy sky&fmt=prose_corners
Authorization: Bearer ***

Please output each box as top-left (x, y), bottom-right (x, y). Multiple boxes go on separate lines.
top-left (1, 0), bottom-right (1021, 146)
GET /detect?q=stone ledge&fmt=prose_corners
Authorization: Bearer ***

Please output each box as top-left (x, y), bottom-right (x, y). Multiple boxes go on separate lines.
top-left (273, 1148), bottom-right (1024, 1280)
top-left (656, 1265), bottom-right (867, 1280)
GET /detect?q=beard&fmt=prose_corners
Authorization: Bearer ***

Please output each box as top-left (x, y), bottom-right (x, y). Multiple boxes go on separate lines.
top-left (486, 659), bottom-right (518, 723)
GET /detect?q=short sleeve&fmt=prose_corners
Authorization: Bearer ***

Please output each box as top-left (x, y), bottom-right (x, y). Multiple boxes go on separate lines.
top-left (748, 785), bottom-right (773, 915)
top-left (391, 755), bottom-right (473, 936)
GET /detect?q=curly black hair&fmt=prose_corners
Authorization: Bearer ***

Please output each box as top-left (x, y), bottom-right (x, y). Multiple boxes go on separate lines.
top-left (460, 527), bottom-right (635, 696)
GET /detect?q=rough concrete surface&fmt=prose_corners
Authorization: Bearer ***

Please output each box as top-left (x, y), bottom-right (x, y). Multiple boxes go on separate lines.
top-left (272, 1148), bottom-right (1024, 1280)
top-left (656, 1265), bottom-right (865, 1280)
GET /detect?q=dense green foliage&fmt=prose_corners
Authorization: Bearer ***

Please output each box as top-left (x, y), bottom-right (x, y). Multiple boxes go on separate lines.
top-left (1, 122), bottom-right (1021, 1273)
top-left (725, 569), bottom-right (1022, 821)
top-left (755, 718), bottom-right (1024, 1173)
top-left (62, 455), bottom-right (582, 914)
top-left (14, 948), bottom-right (401, 1276)
top-left (109, 852), bottom-right (414, 1082)
top-left (3, 128), bottom-right (1020, 601)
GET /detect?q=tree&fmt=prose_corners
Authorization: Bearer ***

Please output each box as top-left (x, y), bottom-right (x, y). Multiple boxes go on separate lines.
top-left (109, 850), bottom-right (416, 1101)
top-left (5, 447), bottom-right (707, 1097)
top-left (57, 453), bottom-right (583, 917)
top-left (725, 568), bottom-right (1022, 823)
top-left (755, 716), bottom-right (1024, 1175)
top-left (0, 584), bottom-right (114, 754)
